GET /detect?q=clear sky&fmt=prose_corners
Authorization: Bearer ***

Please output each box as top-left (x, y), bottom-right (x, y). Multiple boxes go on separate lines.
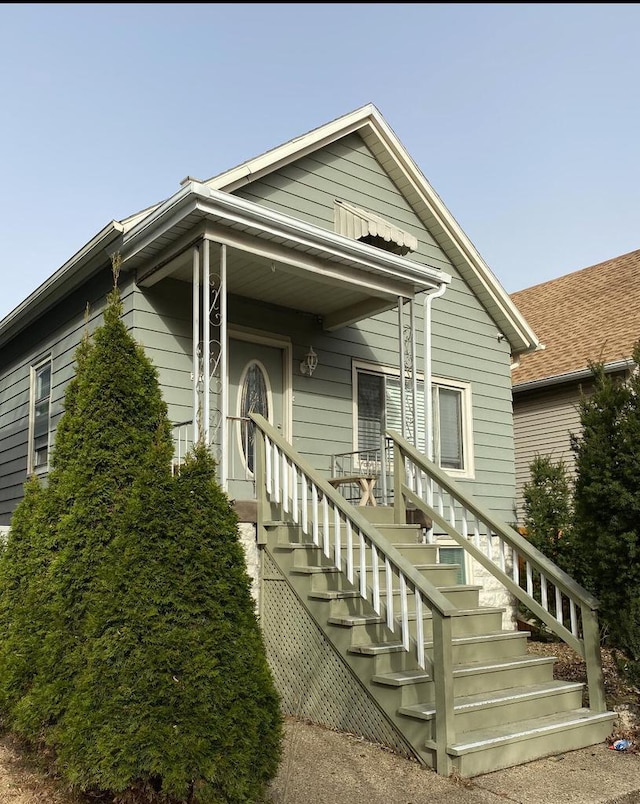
top-left (1, 3), bottom-right (639, 321)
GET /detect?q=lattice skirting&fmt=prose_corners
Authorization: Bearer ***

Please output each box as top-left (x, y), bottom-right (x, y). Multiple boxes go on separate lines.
top-left (261, 551), bottom-right (413, 758)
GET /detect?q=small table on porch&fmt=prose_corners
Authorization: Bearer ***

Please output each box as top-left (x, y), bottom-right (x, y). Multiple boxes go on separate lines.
top-left (328, 474), bottom-right (377, 506)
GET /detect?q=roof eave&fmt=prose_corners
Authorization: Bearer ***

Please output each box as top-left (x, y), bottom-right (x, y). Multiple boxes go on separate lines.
top-left (512, 358), bottom-right (634, 393)
top-left (0, 221), bottom-right (125, 348)
top-left (208, 104), bottom-right (540, 356)
top-left (121, 181), bottom-right (452, 292)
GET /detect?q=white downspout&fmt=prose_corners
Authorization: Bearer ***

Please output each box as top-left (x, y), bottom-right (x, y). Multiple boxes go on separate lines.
top-left (424, 283), bottom-right (447, 461)
top-left (398, 298), bottom-right (406, 440)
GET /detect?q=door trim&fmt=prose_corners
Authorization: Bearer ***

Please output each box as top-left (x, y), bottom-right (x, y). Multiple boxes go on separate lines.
top-left (228, 325), bottom-right (292, 441)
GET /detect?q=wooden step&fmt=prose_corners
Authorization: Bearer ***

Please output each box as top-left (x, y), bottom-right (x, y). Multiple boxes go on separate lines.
top-left (398, 680), bottom-right (585, 733)
top-left (441, 709), bottom-right (617, 777)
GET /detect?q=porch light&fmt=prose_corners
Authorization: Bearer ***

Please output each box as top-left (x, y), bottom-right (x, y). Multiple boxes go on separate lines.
top-left (300, 346), bottom-right (318, 377)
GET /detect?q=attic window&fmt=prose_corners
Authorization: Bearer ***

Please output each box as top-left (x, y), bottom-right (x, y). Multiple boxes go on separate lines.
top-left (334, 199), bottom-right (417, 256)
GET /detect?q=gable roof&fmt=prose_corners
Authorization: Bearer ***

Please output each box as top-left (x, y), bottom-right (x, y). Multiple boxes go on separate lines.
top-left (204, 104), bottom-right (539, 357)
top-left (511, 248), bottom-right (640, 389)
top-left (0, 104), bottom-right (539, 356)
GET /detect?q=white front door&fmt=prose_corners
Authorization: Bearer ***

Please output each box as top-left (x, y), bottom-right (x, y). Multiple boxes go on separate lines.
top-left (227, 337), bottom-right (285, 501)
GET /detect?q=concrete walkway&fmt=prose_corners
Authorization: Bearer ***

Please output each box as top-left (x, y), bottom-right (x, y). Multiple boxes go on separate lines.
top-left (266, 718), bottom-right (640, 804)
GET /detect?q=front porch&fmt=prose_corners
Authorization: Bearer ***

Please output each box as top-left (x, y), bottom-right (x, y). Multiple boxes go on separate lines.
top-left (116, 182), bottom-right (451, 500)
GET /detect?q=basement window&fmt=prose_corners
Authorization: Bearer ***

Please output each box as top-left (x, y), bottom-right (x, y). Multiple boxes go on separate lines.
top-left (334, 199), bottom-right (418, 256)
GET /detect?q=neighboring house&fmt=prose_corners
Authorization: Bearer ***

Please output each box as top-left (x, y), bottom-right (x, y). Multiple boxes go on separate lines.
top-left (511, 248), bottom-right (640, 522)
top-left (0, 104), bottom-right (615, 776)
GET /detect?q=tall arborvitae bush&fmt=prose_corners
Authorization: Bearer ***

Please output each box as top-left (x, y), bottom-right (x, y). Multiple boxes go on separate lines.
top-left (571, 345), bottom-right (640, 678)
top-left (522, 455), bottom-right (576, 572)
top-left (0, 264), bottom-right (282, 802)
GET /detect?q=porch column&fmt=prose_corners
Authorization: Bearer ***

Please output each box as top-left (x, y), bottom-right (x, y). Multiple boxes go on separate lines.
top-left (192, 245), bottom-right (200, 444)
top-left (203, 239), bottom-right (211, 445)
top-left (219, 244), bottom-right (228, 491)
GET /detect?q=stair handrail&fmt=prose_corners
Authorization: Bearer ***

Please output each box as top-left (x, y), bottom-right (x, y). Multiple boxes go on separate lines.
top-left (251, 413), bottom-right (458, 773)
top-left (388, 428), bottom-right (607, 713)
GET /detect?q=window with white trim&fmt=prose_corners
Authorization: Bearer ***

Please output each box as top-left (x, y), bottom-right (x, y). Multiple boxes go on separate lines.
top-left (29, 358), bottom-right (52, 474)
top-left (354, 365), bottom-right (474, 477)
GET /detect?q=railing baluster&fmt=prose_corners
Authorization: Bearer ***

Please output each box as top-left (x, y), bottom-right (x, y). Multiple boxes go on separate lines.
top-left (486, 526), bottom-right (493, 563)
top-left (282, 452), bottom-right (289, 514)
top-left (461, 510), bottom-right (468, 540)
top-left (312, 484), bottom-right (319, 546)
top-left (359, 531), bottom-right (367, 599)
top-left (541, 571), bottom-right (548, 613)
top-left (570, 598), bottom-right (578, 637)
top-left (555, 586), bottom-right (563, 625)
top-left (512, 546), bottom-right (519, 584)
top-left (265, 436), bottom-right (272, 496)
top-left (449, 495), bottom-right (456, 528)
top-left (526, 561), bottom-right (533, 596)
top-left (415, 589), bottom-right (425, 669)
top-left (474, 518), bottom-right (481, 549)
top-left (371, 544), bottom-right (380, 614)
top-left (322, 494), bottom-right (330, 558)
top-left (346, 520), bottom-right (354, 584)
top-left (274, 445), bottom-right (281, 504)
top-left (334, 505), bottom-right (341, 570)
top-left (292, 464), bottom-right (299, 524)
top-left (301, 474), bottom-right (308, 535)
top-left (499, 537), bottom-right (506, 573)
top-left (400, 573), bottom-right (409, 652)
top-left (385, 557), bottom-right (394, 629)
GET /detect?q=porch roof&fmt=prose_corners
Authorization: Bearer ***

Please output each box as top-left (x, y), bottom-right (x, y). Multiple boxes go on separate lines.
top-left (120, 182), bottom-right (452, 331)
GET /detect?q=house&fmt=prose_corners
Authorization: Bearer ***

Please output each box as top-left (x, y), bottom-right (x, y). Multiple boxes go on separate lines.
top-left (511, 248), bottom-right (640, 522)
top-left (0, 104), bottom-right (615, 776)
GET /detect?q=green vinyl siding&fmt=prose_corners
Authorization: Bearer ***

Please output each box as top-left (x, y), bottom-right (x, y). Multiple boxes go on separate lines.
top-left (230, 133), bottom-right (517, 521)
top-left (0, 268), bottom-right (133, 525)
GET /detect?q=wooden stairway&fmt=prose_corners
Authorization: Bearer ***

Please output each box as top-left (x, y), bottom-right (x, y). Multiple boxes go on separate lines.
top-left (264, 504), bottom-right (616, 778)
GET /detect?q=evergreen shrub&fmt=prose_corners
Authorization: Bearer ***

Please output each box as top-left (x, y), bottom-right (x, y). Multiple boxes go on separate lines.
top-left (0, 268), bottom-right (282, 802)
top-left (571, 346), bottom-right (640, 679)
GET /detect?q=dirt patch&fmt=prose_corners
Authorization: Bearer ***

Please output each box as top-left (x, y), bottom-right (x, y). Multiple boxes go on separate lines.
top-left (0, 734), bottom-right (79, 803)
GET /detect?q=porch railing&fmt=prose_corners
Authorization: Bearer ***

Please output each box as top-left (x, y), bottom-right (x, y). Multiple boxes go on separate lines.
top-left (251, 413), bottom-right (458, 774)
top-left (171, 420), bottom-right (193, 474)
top-left (388, 428), bottom-right (607, 713)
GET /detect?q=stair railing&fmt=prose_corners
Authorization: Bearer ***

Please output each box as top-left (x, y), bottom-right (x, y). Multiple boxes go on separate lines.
top-left (389, 428), bottom-right (607, 713)
top-left (251, 413), bottom-right (458, 773)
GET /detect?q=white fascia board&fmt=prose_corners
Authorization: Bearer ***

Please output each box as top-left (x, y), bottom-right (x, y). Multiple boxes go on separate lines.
top-left (364, 110), bottom-right (540, 355)
top-left (512, 358), bottom-right (635, 393)
top-left (205, 105), bottom-right (377, 192)
top-left (205, 102), bottom-right (538, 356)
top-left (0, 221), bottom-right (125, 346)
top-left (121, 182), bottom-right (451, 292)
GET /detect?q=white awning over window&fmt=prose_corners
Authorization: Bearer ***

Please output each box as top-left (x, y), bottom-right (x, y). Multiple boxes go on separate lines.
top-left (334, 199), bottom-right (418, 256)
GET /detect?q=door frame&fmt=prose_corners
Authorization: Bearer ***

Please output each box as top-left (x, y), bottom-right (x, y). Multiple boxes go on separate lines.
top-left (228, 325), bottom-right (293, 445)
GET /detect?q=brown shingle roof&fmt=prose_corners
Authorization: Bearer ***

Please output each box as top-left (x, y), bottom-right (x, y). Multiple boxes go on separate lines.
top-left (510, 248), bottom-right (640, 387)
